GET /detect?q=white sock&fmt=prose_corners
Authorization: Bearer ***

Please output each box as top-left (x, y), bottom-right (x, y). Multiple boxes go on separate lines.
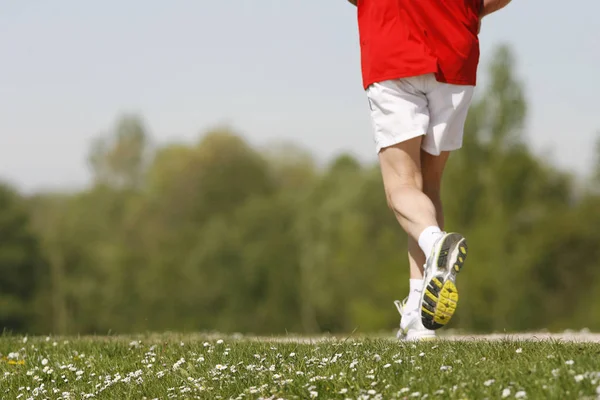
top-left (406, 279), bottom-right (424, 311)
top-left (418, 226), bottom-right (443, 258)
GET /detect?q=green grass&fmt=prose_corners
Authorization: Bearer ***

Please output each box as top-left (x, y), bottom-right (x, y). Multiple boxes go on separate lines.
top-left (1, 334), bottom-right (600, 399)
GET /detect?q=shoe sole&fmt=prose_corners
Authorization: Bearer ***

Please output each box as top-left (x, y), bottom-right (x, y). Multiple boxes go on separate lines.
top-left (404, 332), bottom-right (437, 342)
top-left (420, 233), bottom-right (468, 330)
top-left (397, 327), bottom-right (436, 342)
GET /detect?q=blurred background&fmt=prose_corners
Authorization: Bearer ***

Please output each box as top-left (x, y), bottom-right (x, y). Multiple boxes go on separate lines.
top-left (1, 1), bottom-right (599, 336)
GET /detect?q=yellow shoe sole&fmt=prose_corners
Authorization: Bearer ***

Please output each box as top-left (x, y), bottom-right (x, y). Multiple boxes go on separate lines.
top-left (421, 234), bottom-right (467, 330)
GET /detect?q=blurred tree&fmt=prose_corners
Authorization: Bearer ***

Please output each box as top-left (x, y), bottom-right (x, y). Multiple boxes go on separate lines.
top-left (127, 128), bottom-right (278, 332)
top-left (27, 194), bottom-right (69, 334)
top-left (88, 115), bottom-right (151, 189)
top-left (593, 133), bottom-right (600, 187)
top-left (263, 141), bottom-right (316, 194)
top-left (0, 184), bottom-right (48, 333)
top-left (11, 44), bottom-right (600, 336)
top-left (443, 45), bottom-right (574, 332)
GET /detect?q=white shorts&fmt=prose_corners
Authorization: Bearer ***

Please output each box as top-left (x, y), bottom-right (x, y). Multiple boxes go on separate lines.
top-left (366, 73), bottom-right (475, 155)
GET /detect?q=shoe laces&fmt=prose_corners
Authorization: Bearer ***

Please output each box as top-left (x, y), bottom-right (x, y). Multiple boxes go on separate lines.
top-left (393, 298), bottom-right (408, 317)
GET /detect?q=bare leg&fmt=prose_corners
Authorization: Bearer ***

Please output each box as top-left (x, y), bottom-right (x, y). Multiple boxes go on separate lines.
top-left (407, 150), bottom-right (450, 278)
top-left (378, 136), bottom-right (439, 245)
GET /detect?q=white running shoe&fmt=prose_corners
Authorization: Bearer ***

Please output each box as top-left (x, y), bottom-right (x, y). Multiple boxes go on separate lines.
top-left (394, 299), bottom-right (436, 341)
top-left (420, 232), bottom-right (468, 330)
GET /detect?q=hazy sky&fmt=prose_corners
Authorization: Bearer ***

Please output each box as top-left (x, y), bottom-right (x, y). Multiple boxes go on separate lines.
top-left (1, 1), bottom-right (598, 192)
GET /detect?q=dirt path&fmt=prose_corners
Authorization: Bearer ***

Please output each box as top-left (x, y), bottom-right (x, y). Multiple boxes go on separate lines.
top-left (441, 331), bottom-right (600, 342)
top-left (65, 331), bottom-right (600, 343)
top-left (233, 331), bottom-right (600, 343)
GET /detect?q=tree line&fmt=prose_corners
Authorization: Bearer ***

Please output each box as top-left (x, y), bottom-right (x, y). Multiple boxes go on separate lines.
top-left (2, 45), bottom-right (600, 336)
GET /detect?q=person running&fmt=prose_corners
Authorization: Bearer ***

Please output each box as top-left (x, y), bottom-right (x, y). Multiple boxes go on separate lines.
top-left (348, 0), bottom-right (513, 340)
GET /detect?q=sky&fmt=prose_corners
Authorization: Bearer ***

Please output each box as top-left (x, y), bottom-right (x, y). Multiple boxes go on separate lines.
top-left (1, 0), bottom-right (598, 193)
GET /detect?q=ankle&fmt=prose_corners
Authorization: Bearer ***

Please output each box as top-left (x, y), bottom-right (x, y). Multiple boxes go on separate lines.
top-left (418, 226), bottom-right (443, 257)
top-left (406, 279), bottom-right (424, 311)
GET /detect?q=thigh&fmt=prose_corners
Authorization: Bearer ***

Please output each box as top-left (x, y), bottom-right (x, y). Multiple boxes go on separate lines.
top-left (366, 78), bottom-right (430, 155)
top-left (422, 80), bottom-right (475, 156)
top-left (378, 136), bottom-right (424, 195)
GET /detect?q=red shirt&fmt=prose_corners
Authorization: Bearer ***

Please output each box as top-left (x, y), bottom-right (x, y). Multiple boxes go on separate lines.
top-left (357, 0), bottom-right (482, 89)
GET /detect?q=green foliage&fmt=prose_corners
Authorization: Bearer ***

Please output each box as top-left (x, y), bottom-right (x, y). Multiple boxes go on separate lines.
top-left (0, 185), bottom-right (48, 332)
top-left (3, 45), bottom-right (600, 335)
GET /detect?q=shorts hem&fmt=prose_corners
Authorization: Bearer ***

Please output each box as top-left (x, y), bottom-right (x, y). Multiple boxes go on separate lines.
top-left (375, 130), bottom-right (425, 154)
top-left (421, 143), bottom-right (463, 156)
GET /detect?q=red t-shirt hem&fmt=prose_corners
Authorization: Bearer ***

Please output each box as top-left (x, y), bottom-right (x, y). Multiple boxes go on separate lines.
top-left (363, 70), bottom-right (477, 90)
